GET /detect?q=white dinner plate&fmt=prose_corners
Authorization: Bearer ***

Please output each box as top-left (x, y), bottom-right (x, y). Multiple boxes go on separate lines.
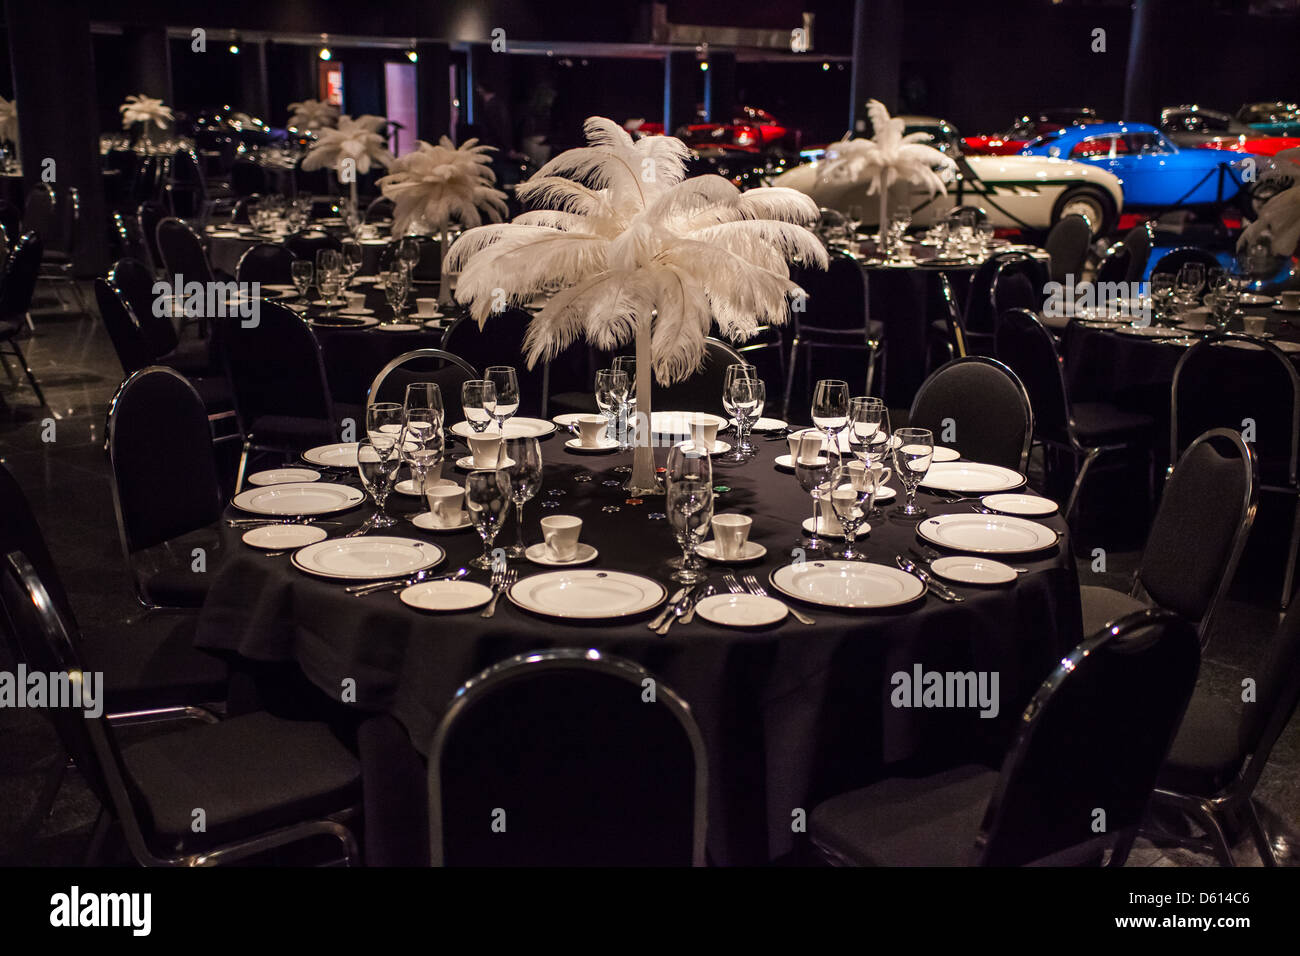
top-left (231, 482), bottom-right (365, 516)
top-left (302, 442), bottom-right (359, 468)
top-left (1241, 293), bottom-right (1275, 306)
top-left (310, 316), bottom-right (379, 329)
top-left (241, 524), bottom-right (328, 550)
top-left (1225, 338), bottom-right (1300, 353)
top-left (400, 580), bottom-right (493, 612)
top-left (921, 462), bottom-right (1026, 493)
top-left (697, 540), bottom-right (767, 563)
top-left (929, 556), bottom-right (1017, 585)
top-left (552, 413), bottom-right (589, 428)
top-left (395, 477), bottom-right (457, 496)
top-left (410, 511), bottom-right (473, 532)
top-left (291, 536), bottom-right (443, 580)
top-left (917, 513), bottom-right (1059, 554)
top-left (449, 418), bottom-right (558, 439)
top-left (650, 411), bottom-right (729, 436)
top-left (564, 437), bottom-right (620, 453)
top-left (260, 283), bottom-right (297, 292)
top-left (981, 493), bottom-right (1058, 516)
top-left (695, 593), bottom-right (787, 628)
top-left (423, 319), bottom-right (447, 330)
top-left (246, 467), bottom-right (321, 486)
top-left (339, 308), bottom-right (376, 316)
top-left (930, 445), bottom-right (961, 462)
top-left (524, 542), bottom-right (599, 566)
top-left (375, 323), bottom-right (422, 332)
top-left (1274, 303), bottom-right (1300, 314)
top-left (1076, 319), bottom-right (1128, 330)
top-left (730, 417), bottom-right (788, 432)
top-left (508, 570), bottom-right (666, 620)
top-left (769, 560), bottom-right (925, 609)
top-left (1114, 325), bottom-right (1189, 339)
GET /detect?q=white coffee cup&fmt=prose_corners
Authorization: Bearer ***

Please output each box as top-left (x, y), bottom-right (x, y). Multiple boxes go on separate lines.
top-left (416, 297), bottom-right (440, 317)
top-left (817, 498), bottom-right (844, 535)
top-left (789, 429), bottom-right (824, 460)
top-left (689, 418), bottom-right (720, 449)
top-left (576, 414), bottom-right (607, 447)
top-left (710, 513), bottom-right (753, 559)
top-left (541, 515), bottom-right (582, 560)
top-left (796, 432), bottom-right (826, 465)
top-left (345, 292), bottom-right (365, 310)
top-left (1183, 307), bottom-right (1210, 330)
top-left (1243, 315), bottom-right (1268, 336)
top-left (467, 433), bottom-right (504, 468)
top-left (426, 485), bottom-right (466, 527)
top-left (1281, 290), bottom-right (1300, 310)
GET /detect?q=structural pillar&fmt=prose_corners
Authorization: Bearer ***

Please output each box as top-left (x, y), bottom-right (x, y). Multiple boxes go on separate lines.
top-left (123, 24), bottom-right (173, 104)
top-left (415, 41), bottom-right (452, 144)
top-left (703, 51), bottom-right (735, 124)
top-left (663, 50), bottom-right (697, 136)
top-left (1124, 0), bottom-right (1176, 123)
top-left (848, 0), bottom-right (902, 133)
top-left (238, 39), bottom-right (270, 121)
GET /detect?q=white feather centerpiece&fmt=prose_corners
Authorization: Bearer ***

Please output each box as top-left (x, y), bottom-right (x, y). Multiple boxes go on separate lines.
top-left (447, 115), bottom-right (826, 493)
top-left (287, 98), bottom-right (340, 133)
top-left (820, 99), bottom-right (956, 248)
top-left (301, 114), bottom-right (395, 209)
top-left (119, 94), bottom-right (173, 149)
top-left (376, 137), bottom-right (509, 305)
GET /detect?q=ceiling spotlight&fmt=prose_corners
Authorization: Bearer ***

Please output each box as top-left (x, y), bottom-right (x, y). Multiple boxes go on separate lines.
top-left (319, 47), bottom-right (332, 61)
top-left (229, 43), bottom-right (240, 54)
top-left (700, 61), bottom-right (709, 71)
top-left (406, 50), bottom-right (418, 63)
top-left (822, 62), bottom-right (829, 71)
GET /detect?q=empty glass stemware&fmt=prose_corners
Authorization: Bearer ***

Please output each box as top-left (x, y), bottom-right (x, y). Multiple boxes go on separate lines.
top-left (383, 267), bottom-right (410, 324)
top-left (827, 461), bottom-right (878, 560)
top-left (400, 419), bottom-right (444, 503)
top-left (465, 469), bottom-right (511, 570)
top-left (461, 380), bottom-right (498, 433)
top-left (503, 437), bottom-right (543, 558)
top-left (846, 396), bottom-right (891, 519)
top-left (893, 427), bottom-right (934, 517)
top-left (812, 379), bottom-right (850, 460)
top-left (612, 355), bottom-right (637, 454)
top-left (722, 363), bottom-right (761, 461)
top-left (290, 259), bottom-right (313, 305)
top-left (594, 369), bottom-right (629, 445)
top-left (794, 437), bottom-right (831, 552)
top-left (665, 441), bottom-right (713, 584)
top-left (356, 438), bottom-right (401, 529)
top-left (485, 366), bottom-right (520, 432)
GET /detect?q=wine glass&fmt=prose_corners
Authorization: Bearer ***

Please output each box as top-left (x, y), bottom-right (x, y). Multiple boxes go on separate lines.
top-left (365, 402), bottom-right (404, 454)
top-left (846, 204), bottom-right (863, 239)
top-left (612, 355), bottom-right (637, 454)
top-left (290, 259), bottom-right (313, 305)
top-left (503, 437), bottom-right (543, 558)
top-left (400, 418), bottom-right (444, 503)
top-left (1148, 272), bottom-right (1174, 324)
top-left (461, 380), bottom-right (497, 433)
top-left (812, 379), bottom-right (850, 461)
top-left (403, 382), bottom-right (445, 430)
top-left (465, 469), bottom-right (511, 570)
top-left (397, 237), bottom-right (422, 276)
top-left (341, 238), bottom-right (364, 289)
top-left (827, 461), bottom-right (878, 560)
top-left (722, 367), bottom-right (763, 462)
top-left (1175, 262), bottom-right (1206, 316)
top-left (665, 441), bottom-right (713, 584)
top-left (485, 366), bottom-right (520, 432)
top-left (846, 397), bottom-right (891, 519)
top-left (794, 438), bottom-right (831, 552)
top-left (594, 369), bottom-right (629, 445)
top-left (892, 427), bottom-right (934, 517)
top-left (383, 267), bottom-right (410, 324)
top-left (356, 437), bottom-right (401, 529)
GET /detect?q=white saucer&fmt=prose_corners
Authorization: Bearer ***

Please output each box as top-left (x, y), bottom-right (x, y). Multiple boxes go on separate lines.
top-left (400, 579), bottom-right (494, 612)
top-left (376, 323), bottom-right (422, 332)
top-left (1274, 304), bottom-right (1300, 313)
top-left (339, 308), bottom-right (375, 316)
top-left (704, 441), bottom-right (733, 456)
top-left (524, 542), bottom-right (598, 566)
top-left (981, 493), bottom-right (1058, 516)
top-left (695, 593), bottom-right (787, 628)
top-left (552, 413), bottom-right (590, 427)
top-left (424, 319), bottom-right (447, 329)
top-left (731, 417), bottom-right (788, 433)
top-left (697, 540), bottom-right (767, 563)
top-left (241, 524), bottom-right (328, 550)
top-left (247, 467), bottom-right (321, 486)
top-left (395, 477), bottom-right (457, 496)
top-left (802, 516), bottom-right (869, 539)
top-left (565, 437), bottom-right (620, 453)
top-left (410, 511), bottom-right (473, 532)
top-left (929, 555), bottom-right (1017, 585)
top-left (455, 455), bottom-right (516, 470)
top-left (415, 312), bottom-right (447, 321)
top-left (930, 446), bottom-right (961, 462)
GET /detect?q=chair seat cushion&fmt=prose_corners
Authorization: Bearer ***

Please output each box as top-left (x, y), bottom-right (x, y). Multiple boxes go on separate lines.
top-left (123, 710), bottom-right (361, 850)
top-left (1155, 693), bottom-right (1245, 796)
top-left (1071, 402), bottom-right (1156, 446)
top-left (136, 529), bottom-right (223, 608)
top-left (1079, 585), bottom-right (1149, 636)
top-left (810, 764), bottom-right (998, 866)
top-left (81, 611), bottom-right (227, 712)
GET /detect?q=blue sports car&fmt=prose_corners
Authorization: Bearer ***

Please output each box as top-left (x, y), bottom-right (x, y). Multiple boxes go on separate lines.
top-left (1019, 122), bottom-right (1259, 209)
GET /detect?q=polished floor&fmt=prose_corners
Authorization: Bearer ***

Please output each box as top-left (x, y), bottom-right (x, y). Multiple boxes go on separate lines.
top-left (0, 285), bottom-right (1296, 866)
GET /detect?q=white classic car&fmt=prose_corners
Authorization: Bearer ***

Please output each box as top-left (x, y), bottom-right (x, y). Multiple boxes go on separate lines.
top-left (773, 115), bottom-right (1125, 236)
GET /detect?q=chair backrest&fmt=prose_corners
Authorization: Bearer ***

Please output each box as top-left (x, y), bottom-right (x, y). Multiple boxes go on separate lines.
top-left (137, 201), bottom-right (167, 272)
top-left (964, 251), bottom-right (1032, 335)
top-left (1043, 214), bottom-right (1092, 285)
top-left (55, 186), bottom-right (80, 258)
top-left (1171, 334), bottom-right (1300, 489)
top-left (935, 271), bottom-right (968, 356)
top-left (1094, 239), bottom-right (1132, 284)
top-left (106, 366), bottom-right (224, 555)
top-left (1119, 222), bottom-right (1153, 282)
top-left (1138, 428), bottom-right (1257, 643)
top-left (995, 308), bottom-right (1074, 445)
top-left (1152, 246), bottom-right (1221, 276)
top-left (216, 299), bottom-right (336, 439)
top-left (0, 461), bottom-right (77, 631)
top-left (94, 278), bottom-right (153, 375)
top-left (976, 608), bottom-right (1199, 866)
top-left (108, 257), bottom-right (178, 357)
top-left (428, 648), bottom-right (707, 866)
top-left (0, 233), bottom-right (44, 322)
top-left (650, 337), bottom-right (745, 415)
top-left (789, 252), bottom-right (869, 335)
top-left (235, 243), bottom-right (296, 285)
top-left (1236, 598), bottom-right (1300, 790)
top-left (990, 257), bottom-right (1044, 317)
top-left (365, 196), bottom-right (395, 223)
top-left (156, 217), bottom-right (214, 284)
top-left (440, 309), bottom-right (542, 416)
top-left (909, 357), bottom-right (1034, 470)
top-left (22, 184), bottom-right (55, 238)
top-left (366, 349), bottom-right (478, 422)
top-left (286, 230), bottom-right (342, 262)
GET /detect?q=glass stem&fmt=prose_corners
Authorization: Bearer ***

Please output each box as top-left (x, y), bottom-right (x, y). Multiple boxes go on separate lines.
top-left (514, 498), bottom-right (526, 551)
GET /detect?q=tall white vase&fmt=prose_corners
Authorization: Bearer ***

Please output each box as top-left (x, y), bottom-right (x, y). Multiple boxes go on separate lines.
top-left (624, 309), bottom-right (663, 495)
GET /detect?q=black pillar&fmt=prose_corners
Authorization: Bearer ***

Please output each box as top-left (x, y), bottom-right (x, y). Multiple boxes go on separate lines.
top-left (1124, 0), bottom-right (1175, 122)
top-left (663, 50), bottom-right (696, 135)
top-left (703, 51), bottom-right (735, 124)
top-left (239, 40), bottom-right (270, 121)
top-left (123, 24), bottom-right (172, 104)
top-left (6, 0), bottom-right (107, 275)
top-left (415, 42), bottom-right (452, 144)
top-left (848, 0), bottom-right (902, 133)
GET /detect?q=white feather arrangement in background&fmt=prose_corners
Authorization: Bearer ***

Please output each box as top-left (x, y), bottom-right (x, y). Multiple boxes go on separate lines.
top-left (301, 115), bottom-right (393, 177)
top-left (0, 96), bottom-right (17, 147)
top-left (119, 94), bottom-right (173, 130)
top-left (287, 98), bottom-right (340, 132)
top-left (376, 137), bottom-right (508, 237)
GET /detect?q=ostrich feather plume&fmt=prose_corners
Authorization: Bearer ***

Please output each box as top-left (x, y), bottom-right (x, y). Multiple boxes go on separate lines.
top-left (820, 99), bottom-right (955, 196)
top-left (301, 115), bottom-right (394, 176)
top-left (287, 99), bottom-right (340, 132)
top-left (119, 95), bottom-right (173, 130)
top-left (376, 137), bottom-right (509, 236)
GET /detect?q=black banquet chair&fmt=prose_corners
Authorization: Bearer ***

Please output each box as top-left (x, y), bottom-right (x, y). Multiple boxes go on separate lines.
top-left (650, 337), bottom-right (745, 416)
top-left (366, 348), bottom-right (478, 423)
top-left (440, 309), bottom-right (543, 416)
top-left (286, 229), bottom-right (342, 262)
top-left (960, 251), bottom-right (1035, 355)
top-left (1152, 246), bottom-right (1222, 277)
top-left (106, 366), bottom-right (227, 609)
top-left (809, 608), bottom-right (1199, 866)
top-left (236, 243), bottom-right (297, 286)
top-left (155, 216), bottom-right (215, 284)
top-left (1042, 214), bottom-right (1092, 286)
top-left (429, 648), bottom-right (707, 866)
top-left (908, 357), bottom-right (1033, 471)
top-left (0, 233), bottom-right (48, 406)
top-left (1078, 428), bottom-right (1257, 647)
top-left (0, 551), bottom-right (361, 867)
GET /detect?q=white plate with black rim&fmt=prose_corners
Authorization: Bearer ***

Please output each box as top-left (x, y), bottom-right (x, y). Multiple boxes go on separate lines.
top-left (729, 416), bottom-right (788, 433)
top-left (449, 418), bottom-right (558, 439)
top-left (981, 493), bottom-right (1057, 516)
top-left (921, 462), bottom-right (1026, 493)
top-left (917, 513), bottom-right (1059, 554)
top-left (241, 524), bottom-right (328, 550)
top-left (929, 555), bottom-right (1017, 585)
top-left (650, 411), bottom-right (729, 436)
top-left (231, 482), bottom-right (365, 516)
top-left (769, 560), bottom-right (925, 609)
top-left (246, 467), bottom-right (321, 486)
top-left (302, 443), bottom-right (360, 468)
top-left (507, 569), bottom-right (667, 620)
top-left (291, 536), bottom-right (444, 581)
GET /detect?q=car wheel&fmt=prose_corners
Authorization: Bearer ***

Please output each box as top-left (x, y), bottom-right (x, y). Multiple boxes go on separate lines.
top-left (1053, 187), bottom-right (1113, 237)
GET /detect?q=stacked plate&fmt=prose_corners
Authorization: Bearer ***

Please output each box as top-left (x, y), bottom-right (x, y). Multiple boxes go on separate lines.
top-left (302, 443), bottom-right (360, 468)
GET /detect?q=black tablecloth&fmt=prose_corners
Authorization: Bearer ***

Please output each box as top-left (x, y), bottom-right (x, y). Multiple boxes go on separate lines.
top-left (195, 429), bottom-right (1082, 865)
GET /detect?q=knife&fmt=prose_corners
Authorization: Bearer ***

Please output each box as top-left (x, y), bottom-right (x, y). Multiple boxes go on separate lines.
top-left (648, 588), bottom-right (687, 630)
top-left (895, 555), bottom-right (964, 603)
top-left (679, 585), bottom-right (708, 625)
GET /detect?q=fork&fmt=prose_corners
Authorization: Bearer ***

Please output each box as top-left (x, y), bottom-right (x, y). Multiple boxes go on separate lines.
top-left (480, 568), bottom-right (516, 618)
top-left (343, 514), bottom-right (379, 538)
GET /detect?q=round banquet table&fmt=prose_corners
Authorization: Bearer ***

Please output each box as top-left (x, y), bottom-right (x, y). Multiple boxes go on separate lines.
top-left (205, 224), bottom-right (391, 277)
top-left (194, 429), bottom-right (1082, 865)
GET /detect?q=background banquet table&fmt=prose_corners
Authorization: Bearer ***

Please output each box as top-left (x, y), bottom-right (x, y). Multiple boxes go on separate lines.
top-left (194, 430), bottom-right (1081, 865)
top-left (205, 225), bottom-right (391, 277)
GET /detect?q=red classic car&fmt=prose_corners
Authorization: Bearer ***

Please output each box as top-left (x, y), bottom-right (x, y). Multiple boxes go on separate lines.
top-left (963, 108), bottom-right (1102, 155)
top-left (627, 107), bottom-right (797, 152)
